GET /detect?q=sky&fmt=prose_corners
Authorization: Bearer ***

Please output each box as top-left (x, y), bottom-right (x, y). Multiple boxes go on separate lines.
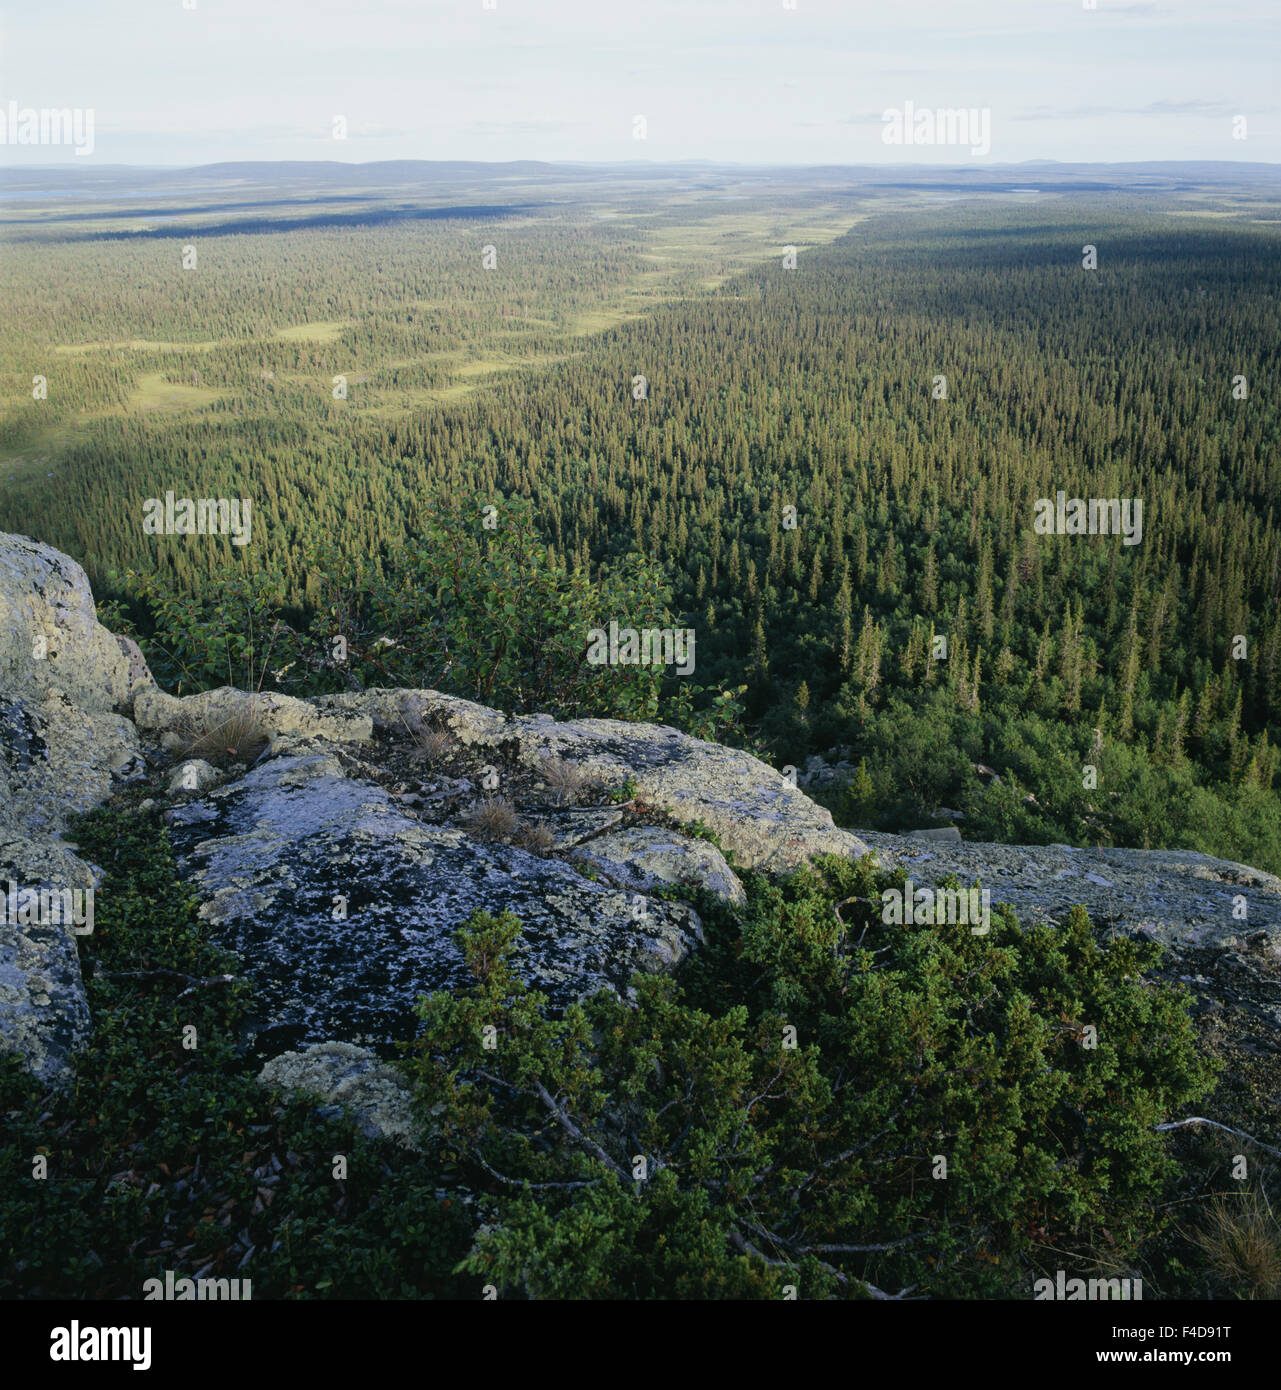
top-left (0, 0), bottom-right (1277, 167)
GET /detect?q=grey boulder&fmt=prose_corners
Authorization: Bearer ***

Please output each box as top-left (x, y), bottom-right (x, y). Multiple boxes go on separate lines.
top-left (165, 751), bottom-right (703, 1054)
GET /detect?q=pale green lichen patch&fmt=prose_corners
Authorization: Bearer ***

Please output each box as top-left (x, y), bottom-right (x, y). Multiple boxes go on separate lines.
top-left (258, 1042), bottom-right (424, 1149)
top-left (0, 915), bottom-right (91, 1084)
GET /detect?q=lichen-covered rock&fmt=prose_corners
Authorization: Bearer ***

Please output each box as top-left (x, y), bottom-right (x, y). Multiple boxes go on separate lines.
top-left (134, 685), bottom-right (373, 747)
top-left (325, 689), bottom-right (870, 874)
top-left (0, 532), bottom-right (150, 1081)
top-left (2, 691), bottom-right (142, 840)
top-left (114, 633), bottom-right (155, 701)
top-left (856, 832), bottom-right (1281, 949)
top-left (0, 910), bottom-right (92, 1086)
top-left (320, 688), bottom-right (507, 745)
top-left (0, 531), bottom-right (146, 846)
top-left (508, 715), bottom-right (869, 873)
top-left (909, 826), bottom-right (962, 842)
top-left (167, 759), bottom-right (222, 795)
top-left (541, 808), bottom-right (626, 850)
top-left (0, 531), bottom-right (145, 713)
top-left (569, 826), bottom-right (747, 906)
top-left (164, 751), bottom-right (702, 1054)
top-left (0, 841), bottom-right (96, 1086)
top-left (258, 1042), bottom-right (423, 1149)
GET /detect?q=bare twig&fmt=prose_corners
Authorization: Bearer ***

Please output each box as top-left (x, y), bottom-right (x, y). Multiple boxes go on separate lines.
top-left (1155, 1117), bottom-right (1281, 1161)
top-left (531, 1080), bottom-right (630, 1181)
top-left (797, 1233), bottom-right (930, 1255)
top-left (726, 1227), bottom-right (919, 1300)
top-left (470, 1150), bottom-right (604, 1191)
top-left (99, 968), bottom-right (236, 1000)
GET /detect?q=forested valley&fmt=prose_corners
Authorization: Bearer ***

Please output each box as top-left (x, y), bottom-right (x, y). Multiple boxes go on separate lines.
top-left (3, 184), bottom-right (1279, 870)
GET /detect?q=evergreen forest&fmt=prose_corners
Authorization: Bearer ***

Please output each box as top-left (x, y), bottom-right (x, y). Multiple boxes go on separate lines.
top-left (3, 176), bottom-right (1277, 869)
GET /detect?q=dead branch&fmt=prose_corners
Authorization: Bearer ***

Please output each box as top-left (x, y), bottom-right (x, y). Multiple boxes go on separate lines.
top-left (1155, 1117), bottom-right (1281, 1160)
top-left (531, 1080), bottom-right (631, 1181)
top-left (99, 968), bottom-right (236, 1000)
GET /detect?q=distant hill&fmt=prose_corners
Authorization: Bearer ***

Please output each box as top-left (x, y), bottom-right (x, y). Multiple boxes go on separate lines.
top-left (4, 158), bottom-right (1280, 200)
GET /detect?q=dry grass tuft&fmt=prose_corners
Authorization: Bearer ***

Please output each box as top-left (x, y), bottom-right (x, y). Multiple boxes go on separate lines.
top-left (175, 700), bottom-right (271, 765)
top-left (399, 697), bottom-right (458, 766)
top-left (516, 821), bottom-right (557, 856)
top-left (414, 726), bottom-right (457, 766)
top-left (1189, 1191), bottom-right (1281, 1298)
top-left (538, 754), bottom-right (586, 807)
top-left (463, 797), bottom-right (522, 842)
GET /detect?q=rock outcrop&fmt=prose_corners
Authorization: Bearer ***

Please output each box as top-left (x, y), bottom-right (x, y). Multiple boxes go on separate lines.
top-left (0, 532), bottom-right (876, 1091)
top-left (319, 689), bottom-right (868, 873)
top-left (257, 1042), bottom-right (421, 1149)
top-left (567, 825), bottom-right (747, 907)
top-left (856, 831), bottom-right (1281, 950)
top-left (163, 746), bottom-right (704, 1054)
top-left (0, 533), bottom-right (156, 1083)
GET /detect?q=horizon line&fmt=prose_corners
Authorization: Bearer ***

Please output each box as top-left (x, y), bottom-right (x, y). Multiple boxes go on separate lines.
top-left (5, 156), bottom-right (1281, 173)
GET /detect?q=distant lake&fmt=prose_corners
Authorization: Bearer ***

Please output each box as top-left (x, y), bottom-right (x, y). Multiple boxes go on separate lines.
top-left (2, 201), bottom-right (542, 242)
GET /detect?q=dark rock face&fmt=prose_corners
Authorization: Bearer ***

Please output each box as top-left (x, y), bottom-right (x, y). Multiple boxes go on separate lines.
top-left (165, 751), bottom-right (702, 1055)
top-left (0, 697), bottom-right (47, 775)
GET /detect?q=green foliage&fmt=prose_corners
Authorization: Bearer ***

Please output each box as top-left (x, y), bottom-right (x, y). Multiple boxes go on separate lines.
top-left (664, 682), bottom-right (754, 748)
top-left (116, 493), bottom-right (726, 729)
top-left (120, 564), bottom-right (290, 695)
top-left (607, 775), bottom-right (639, 804)
top-left (677, 818), bottom-right (726, 851)
top-left (0, 810), bottom-right (1230, 1301)
top-left (292, 492), bottom-right (678, 719)
top-left (408, 863), bottom-right (1216, 1299)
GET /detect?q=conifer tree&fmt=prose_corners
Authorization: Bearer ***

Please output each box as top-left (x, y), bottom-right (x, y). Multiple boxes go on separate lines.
top-left (921, 543), bottom-right (939, 614)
